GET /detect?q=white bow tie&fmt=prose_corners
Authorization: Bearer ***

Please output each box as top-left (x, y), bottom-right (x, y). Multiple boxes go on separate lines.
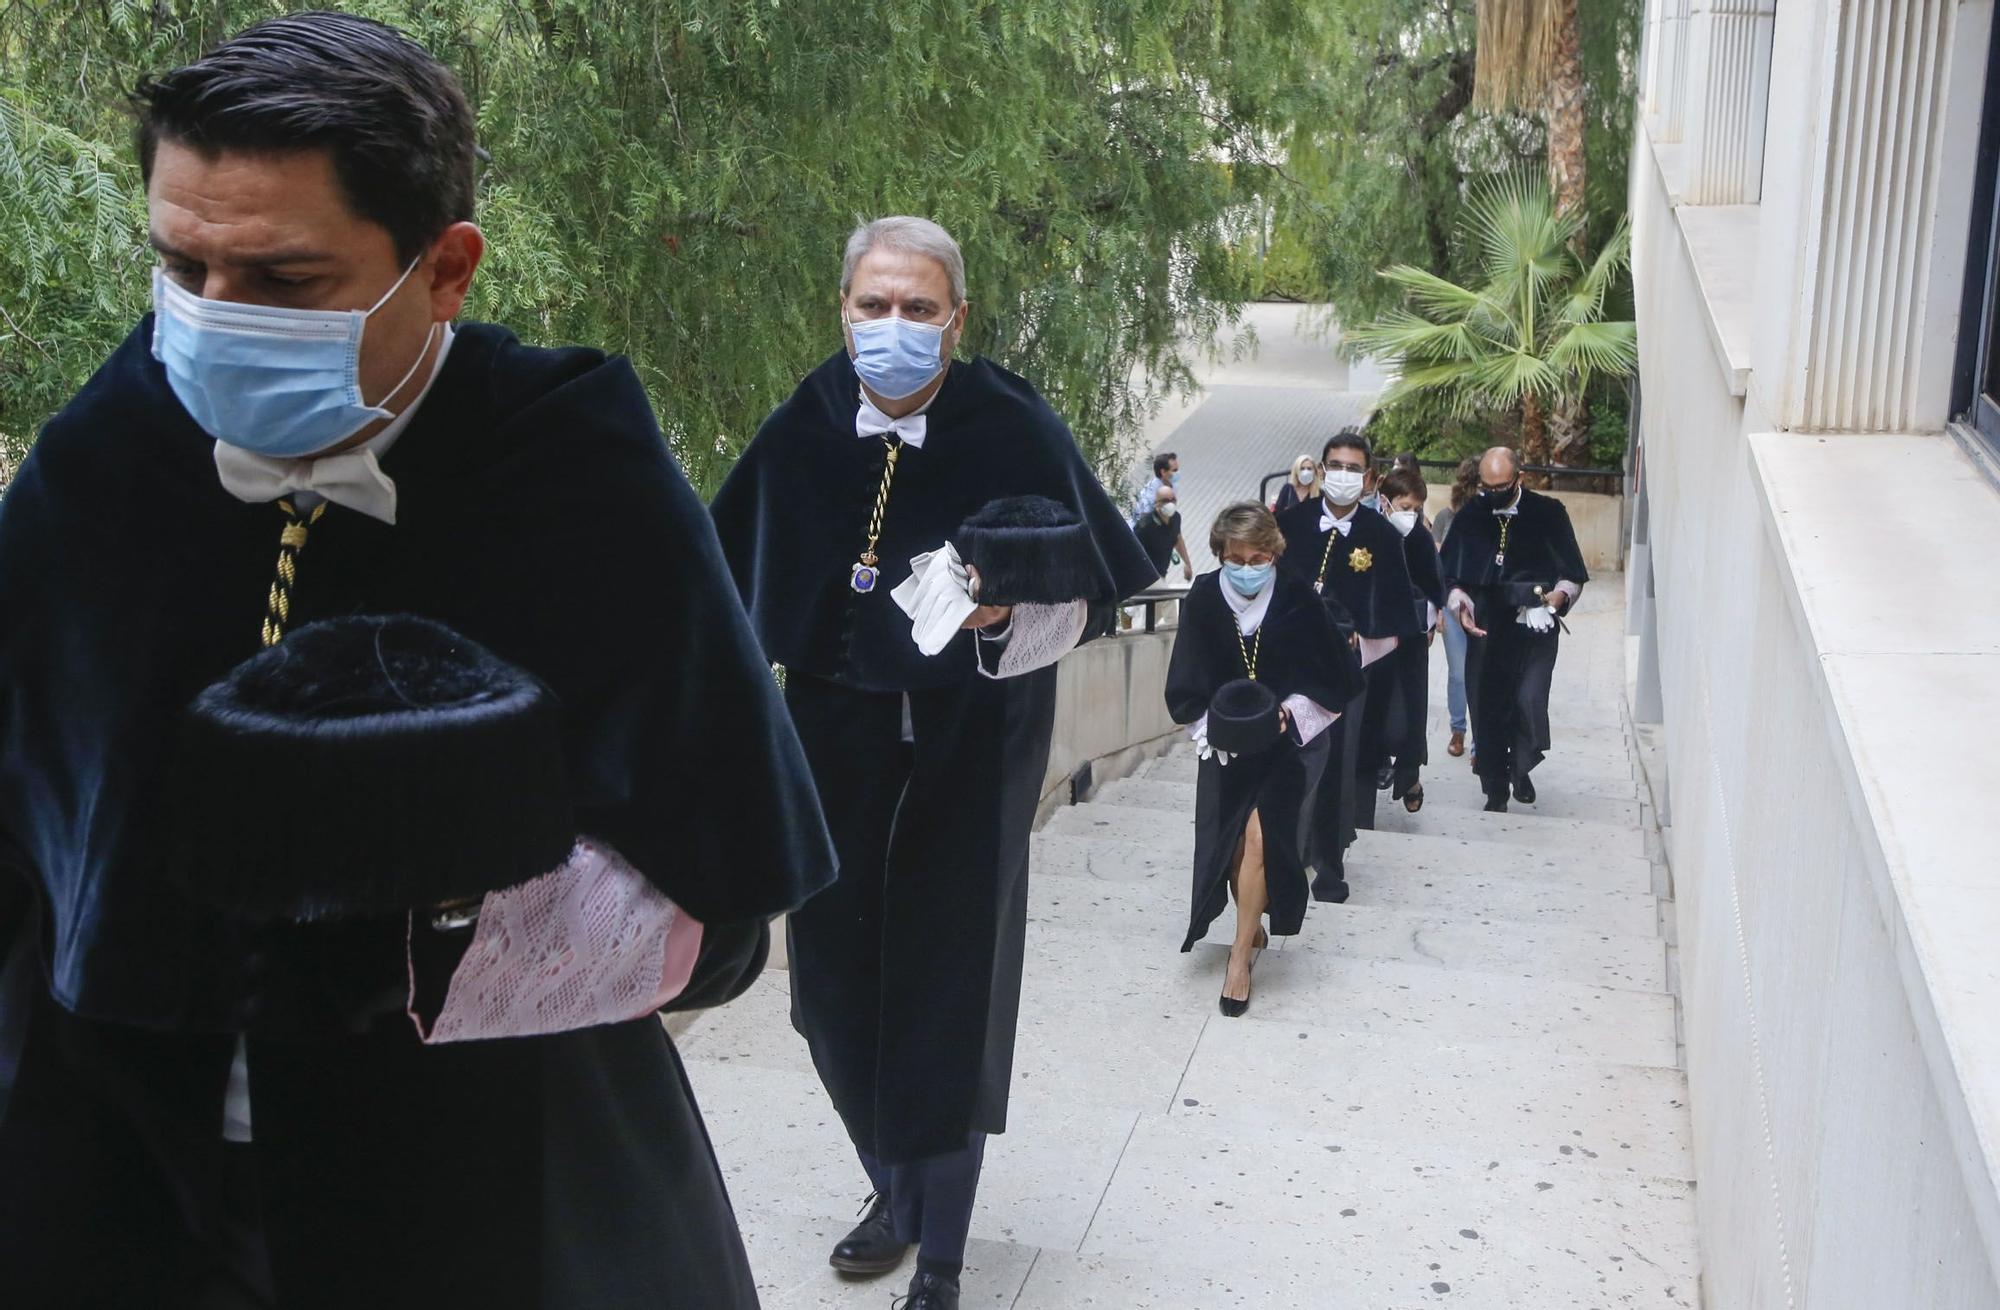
top-left (214, 442), bottom-right (399, 525)
top-left (1319, 504), bottom-right (1355, 535)
top-left (855, 399), bottom-right (928, 449)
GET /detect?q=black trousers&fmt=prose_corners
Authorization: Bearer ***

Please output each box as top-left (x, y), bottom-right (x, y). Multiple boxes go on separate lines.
top-left (1384, 636), bottom-right (1431, 796)
top-left (1466, 619), bottom-right (1559, 798)
top-left (857, 1131), bottom-right (988, 1266)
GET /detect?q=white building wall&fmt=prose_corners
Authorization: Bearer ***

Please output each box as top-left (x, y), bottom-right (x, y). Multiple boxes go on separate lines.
top-left (1632, 2), bottom-right (2000, 1305)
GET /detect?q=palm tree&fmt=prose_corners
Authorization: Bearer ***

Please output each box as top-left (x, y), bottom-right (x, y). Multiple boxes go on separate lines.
top-left (1474, 0), bottom-right (1590, 464)
top-left (1348, 172), bottom-right (1635, 469)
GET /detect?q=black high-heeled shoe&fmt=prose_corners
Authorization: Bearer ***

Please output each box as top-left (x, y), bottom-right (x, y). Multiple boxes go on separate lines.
top-left (1403, 784), bottom-right (1424, 813)
top-left (1219, 929), bottom-right (1267, 1017)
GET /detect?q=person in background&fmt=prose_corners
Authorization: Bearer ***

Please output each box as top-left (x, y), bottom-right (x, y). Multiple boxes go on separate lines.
top-left (1135, 483), bottom-right (1194, 583)
top-left (1165, 504), bottom-right (1359, 1016)
top-left (1133, 451), bottom-right (1192, 582)
top-left (1272, 454), bottom-right (1320, 513)
top-left (1274, 428), bottom-right (1417, 901)
top-left (1440, 447), bottom-right (1589, 812)
top-left (1378, 466), bottom-right (1446, 812)
top-left (1432, 457), bottom-right (1479, 759)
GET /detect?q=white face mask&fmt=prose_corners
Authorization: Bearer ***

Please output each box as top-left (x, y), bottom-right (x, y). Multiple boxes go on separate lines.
top-left (1297, 468), bottom-right (1316, 486)
top-left (1157, 501), bottom-right (1178, 520)
top-left (1323, 469), bottom-right (1366, 506)
top-left (1388, 508), bottom-right (1419, 536)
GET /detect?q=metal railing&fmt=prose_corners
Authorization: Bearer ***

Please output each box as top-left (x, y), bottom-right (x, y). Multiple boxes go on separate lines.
top-left (1119, 584), bottom-right (1186, 634)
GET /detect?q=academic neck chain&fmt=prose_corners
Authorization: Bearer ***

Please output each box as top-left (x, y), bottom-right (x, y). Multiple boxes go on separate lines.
top-left (1236, 622), bottom-right (1262, 680)
top-left (1495, 515), bottom-right (1511, 568)
top-left (261, 498), bottom-right (328, 647)
top-left (850, 436), bottom-right (903, 594)
top-left (1314, 528), bottom-right (1339, 594)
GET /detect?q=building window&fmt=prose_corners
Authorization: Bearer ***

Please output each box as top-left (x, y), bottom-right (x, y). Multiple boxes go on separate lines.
top-left (1956, 11), bottom-right (2000, 461)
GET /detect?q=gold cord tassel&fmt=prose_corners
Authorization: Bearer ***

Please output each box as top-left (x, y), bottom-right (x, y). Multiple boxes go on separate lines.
top-left (261, 499), bottom-right (327, 647)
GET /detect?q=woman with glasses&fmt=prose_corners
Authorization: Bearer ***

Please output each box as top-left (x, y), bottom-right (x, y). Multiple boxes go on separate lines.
top-left (1165, 504), bottom-right (1362, 1015)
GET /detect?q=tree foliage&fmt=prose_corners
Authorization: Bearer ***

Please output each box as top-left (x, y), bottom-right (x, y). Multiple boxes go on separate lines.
top-left (1346, 170), bottom-right (1634, 465)
top-left (1, 0), bottom-right (1348, 491)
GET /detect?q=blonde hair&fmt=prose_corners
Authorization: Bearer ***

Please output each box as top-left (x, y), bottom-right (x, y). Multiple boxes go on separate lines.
top-left (1209, 501), bottom-right (1287, 559)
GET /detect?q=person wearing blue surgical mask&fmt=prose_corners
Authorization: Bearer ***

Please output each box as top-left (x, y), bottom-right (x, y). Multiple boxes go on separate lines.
top-left (0, 13), bottom-right (827, 1309)
top-left (842, 242), bottom-right (970, 420)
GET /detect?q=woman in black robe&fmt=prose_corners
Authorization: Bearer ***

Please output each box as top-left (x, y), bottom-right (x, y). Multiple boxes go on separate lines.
top-left (1166, 504), bottom-right (1362, 1015)
top-left (1378, 466), bottom-right (1449, 811)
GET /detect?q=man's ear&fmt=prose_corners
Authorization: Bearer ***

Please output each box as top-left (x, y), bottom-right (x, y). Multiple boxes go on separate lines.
top-left (426, 222), bottom-right (484, 321)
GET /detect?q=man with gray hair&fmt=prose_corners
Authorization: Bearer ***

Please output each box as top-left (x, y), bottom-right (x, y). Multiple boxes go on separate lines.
top-left (1439, 447), bottom-right (1589, 812)
top-left (710, 216), bottom-right (1157, 1310)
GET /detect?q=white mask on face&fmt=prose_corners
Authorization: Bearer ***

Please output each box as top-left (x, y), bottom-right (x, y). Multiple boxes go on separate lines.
top-left (1323, 469), bottom-right (1366, 506)
top-left (1388, 509), bottom-right (1419, 536)
top-left (1158, 501), bottom-right (1178, 520)
top-left (1297, 468), bottom-right (1316, 486)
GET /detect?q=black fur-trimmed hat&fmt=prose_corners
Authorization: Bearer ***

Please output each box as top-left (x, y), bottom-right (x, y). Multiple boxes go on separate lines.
top-left (955, 495), bottom-right (1101, 606)
top-left (1207, 678), bottom-right (1283, 756)
top-left (167, 615), bottom-right (575, 921)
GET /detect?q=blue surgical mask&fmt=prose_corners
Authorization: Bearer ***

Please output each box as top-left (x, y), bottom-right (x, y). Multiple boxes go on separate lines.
top-left (847, 310), bottom-right (952, 400)
top-left (1222, 561), bottom-right (1274, 597)
top-left (151, 259), bottom-right (437, 458)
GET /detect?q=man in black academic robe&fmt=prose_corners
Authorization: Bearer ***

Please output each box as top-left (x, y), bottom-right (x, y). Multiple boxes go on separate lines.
top-left (709, 217), bottom-right (1157, 1310)
top-left (1440, 447), bottom-right (1590, 812)
top-left (0, 17), bottom-right (833, 1308)
top-left (1276, 430), bottom-right (1418, 899)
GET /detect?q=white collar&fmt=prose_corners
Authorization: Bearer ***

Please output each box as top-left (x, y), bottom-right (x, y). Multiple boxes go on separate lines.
top-left (1319, 500), bottom-right (1360, 535)
top-left (1218, 572), bottom-right (1276, 636)
top-left (856, 387), bottom-right (937, 449)
top-left (212, 323), bottom-right (455, 525)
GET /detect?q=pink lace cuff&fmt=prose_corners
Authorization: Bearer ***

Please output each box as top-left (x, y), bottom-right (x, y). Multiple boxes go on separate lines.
top-left (408, 838), bottom-right (703, 1044)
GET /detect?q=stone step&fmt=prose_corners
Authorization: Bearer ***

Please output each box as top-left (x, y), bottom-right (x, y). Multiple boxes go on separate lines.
top-left (1047, 793), bottom-right (1647, 860)
top-left (1023, 878), bottom-right (1666, 993)
top-left (1030, 827), bottom-right (1660, 937)
top-left (1077, 1112), bottom-right (1699, 1309)
top-left (1170, 1013), bottom-right (1692, 1179)
top-left (1140, 746), bottom-right (1640, 801)
top-left (1098, 770), bottom-right (1642, 830)
top-left (1032, 822), bottom-right (1656, 901)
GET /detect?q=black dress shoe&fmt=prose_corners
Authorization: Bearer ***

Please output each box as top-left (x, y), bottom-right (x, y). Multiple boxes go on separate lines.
top-left (1483, 794), bottom-right (1509, 813)
top-left (1375, 766), bottom-right (1394, 791)
top-left (830, 1192), bottom-right (908, 1276)
top-left (1310, 873), bottom-right (1350, 903)
top-left (899, 1269), bottom-right (961, 1309)
top-left (1513, 774), bottom-right (1536, 804)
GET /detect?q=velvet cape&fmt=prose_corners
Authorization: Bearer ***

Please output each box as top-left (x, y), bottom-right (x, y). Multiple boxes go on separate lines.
top-left (1165, 571), bottom-right (1361, 950)
top-left (1275, 500), bottom-right (1422, 641)
top-left (0, 318), bottom-right (835, 1028)
top-left (1437, 488), bottom-right (1590, 601)
top-left (0, 317), bottom-right (841, 1308)
top-left (709, 350), bottom-right (1160, 692)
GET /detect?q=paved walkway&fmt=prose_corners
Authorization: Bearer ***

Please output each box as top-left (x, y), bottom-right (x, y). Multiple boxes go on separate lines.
top-left (679, 589), bottom-right (1697, 1309)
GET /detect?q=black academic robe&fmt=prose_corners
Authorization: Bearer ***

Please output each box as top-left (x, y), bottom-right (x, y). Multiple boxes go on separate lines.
top-left (1383, 521), bottom-right (1448, 793)
top-left (1166, 572), bottom-right (1361, 950)
top-left (0, 319), bottom-right (836, 1308)
top-left (711, 350), bottom-right (1157, 1166)
top-left (1276, 501), bottom-right (1419, 861)
top-left (1439, 489), bottom-right (1590, 793)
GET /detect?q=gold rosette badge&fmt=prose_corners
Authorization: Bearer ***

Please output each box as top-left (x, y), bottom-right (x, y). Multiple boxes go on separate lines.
top-left (1349, 547), bottom-right (1373, 572)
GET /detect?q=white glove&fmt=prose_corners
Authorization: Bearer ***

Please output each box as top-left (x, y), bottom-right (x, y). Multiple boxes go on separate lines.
top-left (891, 543), bottom-right (978, 655)
top-left (1520, 604), bottom-right (1557, 634)
top-left (1191, 718), bottom-right (1234, 767)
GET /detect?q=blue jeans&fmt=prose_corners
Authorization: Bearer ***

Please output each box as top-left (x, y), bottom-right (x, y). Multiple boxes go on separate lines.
top-left (1441, 605), bottom-right (1469, 734)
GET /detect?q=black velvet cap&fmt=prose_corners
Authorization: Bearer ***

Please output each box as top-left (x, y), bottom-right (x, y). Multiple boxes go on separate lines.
top-left (955, 495), bottom-right (1101, 606)
top-left (167, 615), bottom-right (575, 921)
top-left (1207, 677), bottom-right (1283, 756)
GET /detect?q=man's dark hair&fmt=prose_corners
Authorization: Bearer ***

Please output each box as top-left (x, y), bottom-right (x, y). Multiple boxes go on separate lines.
top-left (1379, 467), bottom-right (1427, 504)
top-left (1321, 427), bottom-right (1371, 465)
top-left (1153, 452), bottom-right (1178, 477)
top-left (131, 12), bottom-right (476, 264)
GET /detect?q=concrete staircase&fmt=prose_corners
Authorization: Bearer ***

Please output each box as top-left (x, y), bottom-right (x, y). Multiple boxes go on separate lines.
top-left (679, 581), bottom-right (1697, 1307)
